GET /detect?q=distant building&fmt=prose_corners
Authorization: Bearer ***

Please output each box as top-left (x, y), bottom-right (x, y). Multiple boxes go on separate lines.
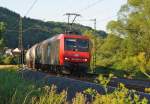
top-left (5, 49), bottom-right (13, 56)
top-left (12, 48), bottom-right (21, 55)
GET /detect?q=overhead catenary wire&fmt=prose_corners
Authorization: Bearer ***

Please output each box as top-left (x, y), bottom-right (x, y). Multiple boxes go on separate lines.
top-left (63, 0), bottom-right (105, 26)
top-left (77, 0), bottom-right (105, 13)
top-left (18, 0), bottom-right (38, 67)
top-left (24, 0), bottom-right (38, 16)
top-left (76, 14), bottom-right (118, 30)
top-left (72, 0), bottom-right (120, 31)
top-left (78, 14), bottom-right (117, 22)
top-left (4, 0), bottom-right (118, 36)
top-left (98, 15), bottom-right (118, 22)
top-left (4, 0), bottom-right (39, 32)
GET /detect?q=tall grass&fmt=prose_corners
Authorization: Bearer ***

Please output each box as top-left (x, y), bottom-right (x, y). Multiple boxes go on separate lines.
top-left (0, 67), bottom-right (68, 104)
top-left (0, 67), bottom-right (36, 104)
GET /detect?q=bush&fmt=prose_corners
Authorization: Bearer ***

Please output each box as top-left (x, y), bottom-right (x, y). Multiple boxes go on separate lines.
top-left (32, 85), bottom-right (67, 104)
top-left (2, 55), bottom-right (14, 64)
top-left (119, 56), bottom-right (139, 76)
top-left (0, 55), bottom-right (19, 65)
top-left (72, 93), bottom-right (86, 104)
top-left (0, 54), bottom-right (4, 63)
top-left (136, 52), bottom-right (150, 78)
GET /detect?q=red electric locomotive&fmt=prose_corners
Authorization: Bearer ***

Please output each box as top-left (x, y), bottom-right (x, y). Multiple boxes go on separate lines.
top-left (26, 33), bottom-right (92, 74)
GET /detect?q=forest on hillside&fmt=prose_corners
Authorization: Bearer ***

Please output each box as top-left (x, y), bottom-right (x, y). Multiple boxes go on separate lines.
top-left (0, 7), bottom-right (106, 48)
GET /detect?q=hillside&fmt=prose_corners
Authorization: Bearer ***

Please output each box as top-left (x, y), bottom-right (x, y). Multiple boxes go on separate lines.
top-left (0, 7), bottom-right (107, 48)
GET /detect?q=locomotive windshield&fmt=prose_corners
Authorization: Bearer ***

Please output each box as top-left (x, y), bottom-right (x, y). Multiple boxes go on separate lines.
top-left (64, 38), bottom-right (89, 52)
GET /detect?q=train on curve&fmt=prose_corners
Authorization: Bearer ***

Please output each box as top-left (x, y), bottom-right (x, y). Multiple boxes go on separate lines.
top-left (25, 33), bottom-right (92, 74)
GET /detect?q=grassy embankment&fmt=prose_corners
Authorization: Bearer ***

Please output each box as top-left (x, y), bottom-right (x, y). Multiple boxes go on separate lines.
top-left (0, 66), bottom-right (67, 104)
top-left (0, 65), bottom-right (148, 104)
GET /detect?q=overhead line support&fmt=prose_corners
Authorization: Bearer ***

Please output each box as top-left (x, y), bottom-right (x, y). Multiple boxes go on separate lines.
top-left (64, 13), bottom-right (81, 33)
top-left (90, 18), bottom-right (97, 72)
top-left (18, 16), bottom-right (24, 67)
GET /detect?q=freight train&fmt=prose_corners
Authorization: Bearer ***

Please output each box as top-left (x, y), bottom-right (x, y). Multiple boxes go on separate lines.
top-left (25, 33), bottom-right (92, 74)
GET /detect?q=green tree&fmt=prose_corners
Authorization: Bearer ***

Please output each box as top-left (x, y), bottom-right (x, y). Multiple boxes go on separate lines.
top-left (0, 22), bottom-right (5, 49)
top-left (99, 34), bottom-right (123, 67)
top-left (107, 0), bottom-right (150, 77)
top-left (83, 30), bottom-right (104, 70)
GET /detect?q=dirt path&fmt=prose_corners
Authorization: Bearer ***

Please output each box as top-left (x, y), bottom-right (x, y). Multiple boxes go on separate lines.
top-left (0, 65), bottom-right (17, 69)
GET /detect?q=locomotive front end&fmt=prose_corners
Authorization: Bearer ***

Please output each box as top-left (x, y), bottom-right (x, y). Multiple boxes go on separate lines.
top-left (63, 35), bottom-right (91, 74)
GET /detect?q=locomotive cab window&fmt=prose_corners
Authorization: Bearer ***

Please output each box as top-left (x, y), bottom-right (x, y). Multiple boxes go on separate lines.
top-left (64, 38), bottom-right (89, 52)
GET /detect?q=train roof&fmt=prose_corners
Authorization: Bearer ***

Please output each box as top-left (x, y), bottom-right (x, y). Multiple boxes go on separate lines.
top-left (37, 33), bottom-right (89, 46)
top-left (41, 34), bottom-right (89, 44)
top-left (64, 34), bottom-right (89, 39)
top-left (58, 33), bottom-right (89, 39)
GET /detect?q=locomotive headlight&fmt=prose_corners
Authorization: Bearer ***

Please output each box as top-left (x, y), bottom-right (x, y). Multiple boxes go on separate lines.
top-left (64, 57), bottom-right (69, 60)
top-left (84, 59), bottom-right (88, 62)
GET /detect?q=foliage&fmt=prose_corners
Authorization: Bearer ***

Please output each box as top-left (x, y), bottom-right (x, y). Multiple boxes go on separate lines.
top-left (114, 0), bottom-right (150, 69)
top-left (90, 0), bottom-right (150, 79)
top-left (83, 88), bottom-right (97, 97)
top-left (2, 55), bottom-right (14, 64)
top-left (0, 55), bottom-right (18, 65)
top-left (72, 93), bottom-right (86, 104)
top-left (136, 52), bottom-right (150, 78)
top-left (32, 85), bottom-right (67, 104)
top-left (0, 22), bottom-right (5, 49)
top-left (145, 88), bottom-right (150, 93)
top-left (83, 88), bottom-right (97, 101)
top-left (119, 56), bottom-right (138, 75)
top-left (92, 83), bottom-right (148, 104)
top-left (71, 83), bottom-right (148, 104)
top-left (83, 30), bottom-right (104, 71)
top-left (97, 74), bottom-right (113, 93)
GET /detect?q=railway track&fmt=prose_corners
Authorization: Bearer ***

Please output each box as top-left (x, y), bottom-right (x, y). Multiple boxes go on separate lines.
top-left (19, 68), bottom-right (150, 102)
top-left (22, 68), bottom-right (150, 93)
top-left (63, 73), bottom-right (150, 93)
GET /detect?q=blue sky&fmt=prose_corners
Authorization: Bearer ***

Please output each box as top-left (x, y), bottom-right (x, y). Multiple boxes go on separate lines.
top-left (0, 0), bottom-right (127, 31)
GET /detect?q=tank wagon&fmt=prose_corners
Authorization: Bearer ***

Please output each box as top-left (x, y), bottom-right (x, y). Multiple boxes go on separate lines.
top-left (26, 33), bottom-right (92, 74)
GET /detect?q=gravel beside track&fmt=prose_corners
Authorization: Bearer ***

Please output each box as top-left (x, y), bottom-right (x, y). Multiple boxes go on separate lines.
top-left (19, 69), bottom-right (150, 102)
